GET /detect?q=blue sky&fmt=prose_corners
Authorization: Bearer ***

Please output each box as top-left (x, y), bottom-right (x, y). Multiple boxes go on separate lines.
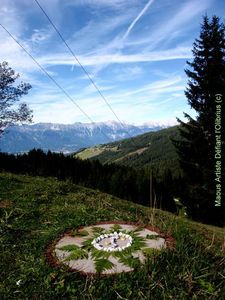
top-left (0, 0), bottom-right (224, 126)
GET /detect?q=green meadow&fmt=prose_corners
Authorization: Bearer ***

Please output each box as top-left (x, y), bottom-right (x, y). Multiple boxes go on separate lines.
top-left (0, 172), bottom-right (225, 299)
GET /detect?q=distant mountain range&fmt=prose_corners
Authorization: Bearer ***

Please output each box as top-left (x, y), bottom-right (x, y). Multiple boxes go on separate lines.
top-left (0, 121), bottom-right (173, 153)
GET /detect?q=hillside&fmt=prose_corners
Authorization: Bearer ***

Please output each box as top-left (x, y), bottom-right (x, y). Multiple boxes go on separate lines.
top-left (76, 125), bottom-right (182, 178)
top-left (1, 173), bottom-right (225, 299)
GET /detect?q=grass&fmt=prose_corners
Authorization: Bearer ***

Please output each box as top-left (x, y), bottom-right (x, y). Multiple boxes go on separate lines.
top-left (75, 147), bottom-right (105, 160)
top-left (0, 172), bottom-right (225, 299)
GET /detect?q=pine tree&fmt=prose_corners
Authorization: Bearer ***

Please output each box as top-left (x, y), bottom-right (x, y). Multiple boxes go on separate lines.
top-left (174, 16), bottom-right (225, 224)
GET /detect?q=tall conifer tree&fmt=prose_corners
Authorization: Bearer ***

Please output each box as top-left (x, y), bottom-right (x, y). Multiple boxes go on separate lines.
top-left (174, 16), bottom-right (225, 224)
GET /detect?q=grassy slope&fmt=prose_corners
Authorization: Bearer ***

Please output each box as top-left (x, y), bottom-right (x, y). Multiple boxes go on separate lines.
top-left (0, 172), bottom-right (225, 299)
top-left (75, 126), bottom-right (181, 178)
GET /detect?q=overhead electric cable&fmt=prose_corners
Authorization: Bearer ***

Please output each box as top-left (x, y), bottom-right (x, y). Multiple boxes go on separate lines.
top-left (33, 0), bottom-right (137, 145)
top-left (0, 23), bottom-right (112, 143)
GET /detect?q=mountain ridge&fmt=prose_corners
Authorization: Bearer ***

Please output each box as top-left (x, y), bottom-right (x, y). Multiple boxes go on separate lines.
top-left (76, 125), bottom-right (181, 179)
top-left (0, 121), bottom-right (174, 153)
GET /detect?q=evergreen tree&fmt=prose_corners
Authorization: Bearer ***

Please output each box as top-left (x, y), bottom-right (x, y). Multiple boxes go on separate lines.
top-left (174, 16), bottom-right (225, 224)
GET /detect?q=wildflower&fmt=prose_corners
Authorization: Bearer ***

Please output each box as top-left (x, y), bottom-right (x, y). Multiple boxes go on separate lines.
top-left (16, 279), bottom-right (22, 286)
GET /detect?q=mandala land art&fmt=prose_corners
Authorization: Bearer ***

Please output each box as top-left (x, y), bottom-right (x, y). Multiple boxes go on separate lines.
top-left (91, 232), bottom-right (133, 252)
top-left (47, 222), bottom-right (175, 275)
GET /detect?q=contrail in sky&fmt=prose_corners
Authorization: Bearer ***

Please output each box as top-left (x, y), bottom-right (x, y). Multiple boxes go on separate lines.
top-left (123, 0), bottom-right (155, 40)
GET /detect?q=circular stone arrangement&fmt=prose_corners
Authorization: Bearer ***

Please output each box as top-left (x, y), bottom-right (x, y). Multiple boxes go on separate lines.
top-left (47, 222), bottom-right (175, 275)
top-left (92, 232), bottom-right (132, 251)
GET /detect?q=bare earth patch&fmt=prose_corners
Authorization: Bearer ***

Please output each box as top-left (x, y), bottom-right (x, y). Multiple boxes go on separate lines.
top-left (0, 200), bottom-right (13, 208)
top-left (114, 147), bottom-right (148, 163)
top-left (47, 222), bottom-right (175, 276)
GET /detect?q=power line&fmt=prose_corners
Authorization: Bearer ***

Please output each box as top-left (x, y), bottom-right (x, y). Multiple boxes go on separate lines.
top-left (0, 23), bottom-right (112, 143)
top-left (33, 0), bottom-right (136, 145)
top-left (1, 24), bottom-right (155, 205)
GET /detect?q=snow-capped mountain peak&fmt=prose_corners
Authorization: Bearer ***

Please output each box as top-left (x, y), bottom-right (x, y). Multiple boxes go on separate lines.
top-left (0, 121), bottom-right (173, 153)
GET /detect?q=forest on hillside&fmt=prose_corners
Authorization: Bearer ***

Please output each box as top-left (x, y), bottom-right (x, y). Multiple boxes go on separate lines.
top-left (80, 126), bottom-right (182, 180)
top-left (0, 149), bottom-right (178, 213)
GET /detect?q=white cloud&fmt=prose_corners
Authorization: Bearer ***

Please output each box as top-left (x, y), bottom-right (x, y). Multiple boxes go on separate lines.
top-left (30, 28), bottom-right (52, 43)
top-left (68, 9), bottom-right (135, 56)
top-left (31, 92), bottom-right (115, 124)
top-left (144, 0), bottom-right (212, 51)
top-left (28, 72), bottom-right (187, 125)
top-left (81, 83), bottom-right (115, 95)
top-left (0, 2), bottom-right (23, 37)
top-left (103, 76), bottom-right (184, 105)
top-left (124, 0), bottom-right (212, 51)
top-left (0, 0), bottom-right (217, 125)
top-left (123, 0), bottom-right (155, 40)
top-left (38, 46), bottom-right (192, 68)
top-left (65, 0), bottom-right (136, 9)
top-left (141, 119), bottom-right (178, 127)
top-left (113, 66), bottom-right (143, 81)
top-left (0, 34), bottom-right (38, 73)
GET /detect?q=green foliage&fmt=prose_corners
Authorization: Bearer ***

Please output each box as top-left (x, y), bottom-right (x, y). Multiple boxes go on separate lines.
top-left (142, 247), bottom-right (160, 257)
top-left (0, 61), bottom-right (32, 135)
top-left (76, 230), bottom-right (89, 236)
top-left (92, 227), bottom-right (105, 234)
top-left (63, 250), bottom-right (88, 261)
top-left (110, 224), bottom-right (122, 231)
top-left (95, 258), bottom-right (114, 273)
top-left (81, 238), bottom-right (93, 251)
top-left (91, 249), bottom-right (111, 260)
top-left (146, 234), bottom-right (160, 240)
top-left (197, 279), bottom-right (215, 294)
top-left (59, 245), bottom-right (81, 252)
top-left (130, 235), bottom-right (147, 250)
top-left (118, 254), bottom-right (140, 269)
top-left (128, 226), bottom-right (144, 234)
top-left (58, 245), bottom-right (88, 261)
